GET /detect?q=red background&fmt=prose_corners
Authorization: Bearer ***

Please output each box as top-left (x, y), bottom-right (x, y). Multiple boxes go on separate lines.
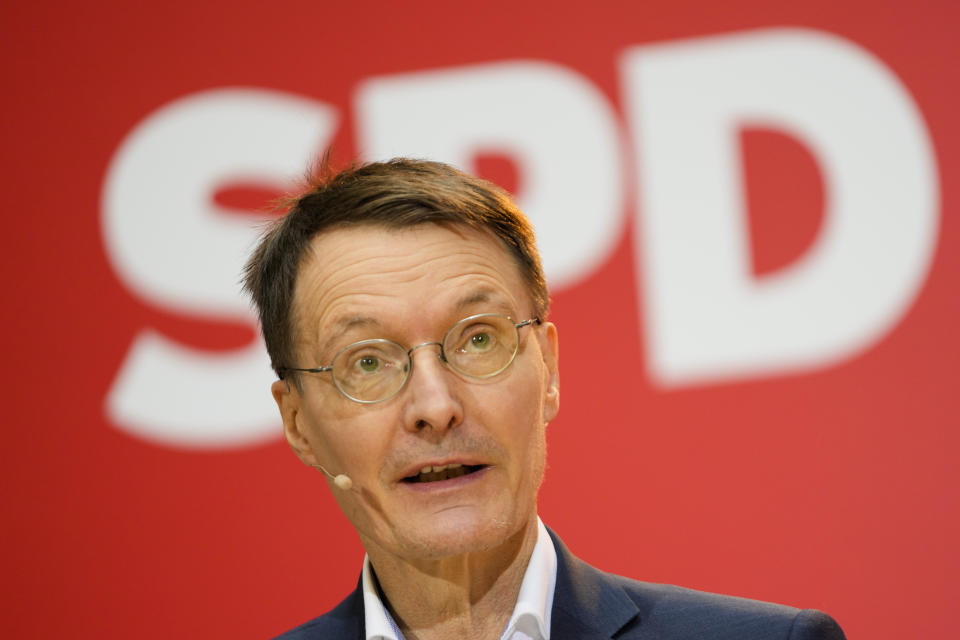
top-left (2, 1), bottom-right (957, 638)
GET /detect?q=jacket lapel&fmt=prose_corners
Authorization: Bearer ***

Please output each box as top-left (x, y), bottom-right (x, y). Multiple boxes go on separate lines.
top-left (548, 529), bottom-right (641, 640)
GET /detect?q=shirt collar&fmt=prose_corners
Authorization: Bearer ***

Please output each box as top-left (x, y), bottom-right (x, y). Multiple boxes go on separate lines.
top-left (501, 517), bottom-right (557, 640)
top-left (362, 517), bottom-right (558, 640)
top-left (361, 554), bottom-right (402, 640)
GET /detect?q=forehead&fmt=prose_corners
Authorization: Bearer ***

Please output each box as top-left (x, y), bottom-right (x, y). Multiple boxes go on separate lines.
top-left (291, 223), bottom-right (532, 351)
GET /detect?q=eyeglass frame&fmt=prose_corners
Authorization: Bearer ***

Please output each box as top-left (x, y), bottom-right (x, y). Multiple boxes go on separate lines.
top-left (277, 313), bottom-right (542, 404)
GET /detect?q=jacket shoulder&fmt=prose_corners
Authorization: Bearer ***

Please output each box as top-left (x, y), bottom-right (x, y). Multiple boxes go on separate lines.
top-left (608, 575), bottom-right (846, 640)
top-left (548, 528), bottom-right (844, 640)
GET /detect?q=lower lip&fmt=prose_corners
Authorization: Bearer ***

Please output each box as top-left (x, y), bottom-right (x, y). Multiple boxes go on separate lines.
top-left (399, 466), bottom-right (490, 494)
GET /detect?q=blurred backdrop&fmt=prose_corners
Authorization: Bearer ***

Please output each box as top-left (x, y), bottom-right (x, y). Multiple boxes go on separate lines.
top-left (1, 1), bottom-right (957, 638)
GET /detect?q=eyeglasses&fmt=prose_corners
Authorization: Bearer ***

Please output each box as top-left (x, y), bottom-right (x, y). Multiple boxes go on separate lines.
top-left (278, 313), bottom-right (541, 404)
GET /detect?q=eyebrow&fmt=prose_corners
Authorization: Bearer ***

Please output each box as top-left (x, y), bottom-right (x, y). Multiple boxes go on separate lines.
top-left (454, 289), bottom-right (515, 315)
top-left (455, 290), bottom-right (492, 310)
top-left (318, 316), bottom-right (381, 359)
top-left (316, 289), bottom-right (517, 359)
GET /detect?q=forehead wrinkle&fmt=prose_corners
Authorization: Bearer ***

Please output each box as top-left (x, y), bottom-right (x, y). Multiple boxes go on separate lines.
top-left (299, 289), bottom-right (397, 359)
top-left (304, 254), bottom-right (515, 322)
top-left (302, 223), bottom-right (517, 294)
top-left (320, 273), bottom-right (515, 330)
top-left (291, 224), bottom-right (531, 360)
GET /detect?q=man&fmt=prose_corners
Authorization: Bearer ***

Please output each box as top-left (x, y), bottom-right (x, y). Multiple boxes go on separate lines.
top-left (243, 158), bottom-right (846, 640)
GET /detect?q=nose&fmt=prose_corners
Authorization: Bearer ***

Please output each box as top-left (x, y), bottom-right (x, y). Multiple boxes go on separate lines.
top-left (401, 343), bottom-right (463, 436)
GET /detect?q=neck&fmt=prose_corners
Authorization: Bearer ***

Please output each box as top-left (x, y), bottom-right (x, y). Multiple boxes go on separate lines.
top-left (364, 515), bottom-right (540, 640)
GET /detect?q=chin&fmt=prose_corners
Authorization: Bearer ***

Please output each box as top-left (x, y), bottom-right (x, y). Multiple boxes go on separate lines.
top-left (399, 508), bottom-right (527, 559)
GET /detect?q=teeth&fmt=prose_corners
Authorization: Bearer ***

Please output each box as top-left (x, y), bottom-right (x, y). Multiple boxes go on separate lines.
top-left (410, 463), bottom-right (469, 482)
top-left (419, 463), bottom-right (463, 474)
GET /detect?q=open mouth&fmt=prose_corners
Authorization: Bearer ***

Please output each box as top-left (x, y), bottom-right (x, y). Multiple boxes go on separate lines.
top-left (402, 463), bottom-right (486, 484)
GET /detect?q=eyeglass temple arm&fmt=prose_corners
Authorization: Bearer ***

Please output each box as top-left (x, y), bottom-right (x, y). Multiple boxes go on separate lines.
top-left (277, 365), bottom-right (333, 378)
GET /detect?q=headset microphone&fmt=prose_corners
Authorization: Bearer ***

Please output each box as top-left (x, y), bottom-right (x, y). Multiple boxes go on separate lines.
top-left (312, 464), bottom-right (354, 491)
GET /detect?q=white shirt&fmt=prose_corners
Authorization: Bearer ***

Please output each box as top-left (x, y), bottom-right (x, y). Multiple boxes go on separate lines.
top-left (362, 518), bottom-right (558, 640)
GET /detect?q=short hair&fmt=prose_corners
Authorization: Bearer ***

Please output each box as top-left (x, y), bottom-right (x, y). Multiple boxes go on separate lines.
top-left (242, 158), bottom-right (549, 378)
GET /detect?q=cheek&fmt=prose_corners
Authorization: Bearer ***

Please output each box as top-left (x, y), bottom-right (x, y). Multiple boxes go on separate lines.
top-left (516, 371), bottom-right (550, 484)
top-left (300, 393), bottom-right (383, 470)
top-left (484, 373), bottom-right (548, 466)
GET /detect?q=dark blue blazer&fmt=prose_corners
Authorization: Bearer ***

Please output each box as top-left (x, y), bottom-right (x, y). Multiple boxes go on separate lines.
top-left (274, 530), bottom-right (846, 639)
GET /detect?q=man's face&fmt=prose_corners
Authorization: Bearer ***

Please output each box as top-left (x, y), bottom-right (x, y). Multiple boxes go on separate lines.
top-left (272, 223), bottom-right (559, 562)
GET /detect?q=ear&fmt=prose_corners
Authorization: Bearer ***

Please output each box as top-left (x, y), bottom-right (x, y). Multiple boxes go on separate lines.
top-left (537, 321), bottom-right (560, 423)
top-left (272, 379), bottom-right (320, 467)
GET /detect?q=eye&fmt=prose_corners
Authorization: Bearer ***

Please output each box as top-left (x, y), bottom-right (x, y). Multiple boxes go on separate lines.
top-left (333, 340), bottom-right (408, 399)
top-left (468, 332), bottom-right (493, 352)
top-left (357, 355), bottom-right (381, 373)
top-left (341, 348), bottom-right (391, 377)
top-left (458, 325), bottom-right (501, 355)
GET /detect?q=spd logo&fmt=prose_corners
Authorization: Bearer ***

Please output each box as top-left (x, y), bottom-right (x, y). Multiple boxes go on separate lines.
top-left (100, 28), bottom-right (939, 449)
